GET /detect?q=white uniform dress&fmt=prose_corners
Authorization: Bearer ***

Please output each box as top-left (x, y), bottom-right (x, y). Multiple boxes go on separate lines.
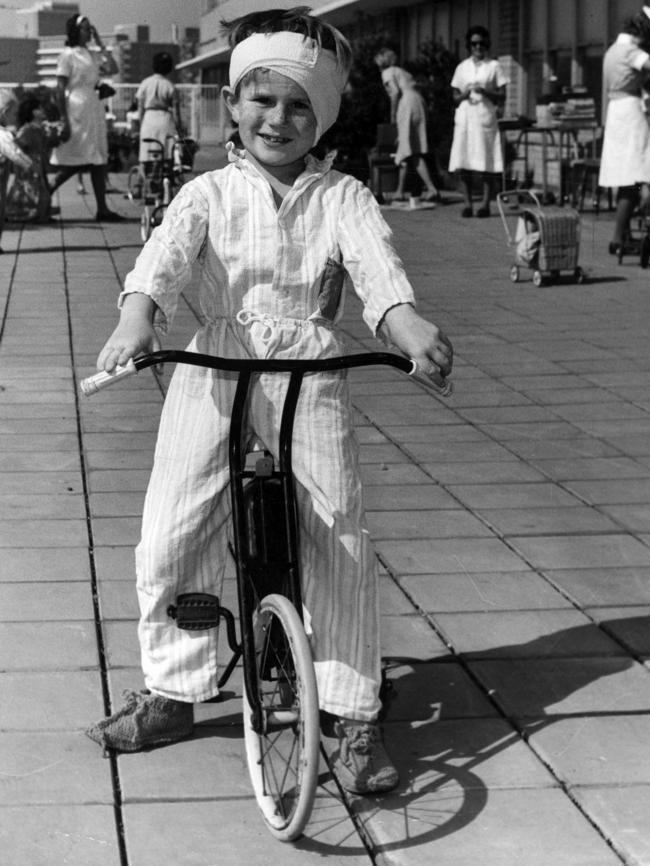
top-left (599, 34), bottom-right (650, 188)
top-left (136, 73), bottom-right (177, 162)
top-left (50, 46), bottom-right (108, 167)
top-left (120, 150), bottom-right (417, 721)
top-left (448, 56), bottom-right (508, 173)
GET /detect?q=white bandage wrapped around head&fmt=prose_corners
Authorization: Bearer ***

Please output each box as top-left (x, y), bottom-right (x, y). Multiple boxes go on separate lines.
top-left (229, 31), bottom-right (349, 142)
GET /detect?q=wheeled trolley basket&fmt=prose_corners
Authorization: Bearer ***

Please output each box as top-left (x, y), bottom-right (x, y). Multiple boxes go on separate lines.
top-left (497, 189), bottom-right (585, 286)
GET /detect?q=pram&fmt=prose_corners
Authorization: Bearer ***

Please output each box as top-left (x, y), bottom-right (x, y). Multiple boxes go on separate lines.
top-left (497, 189), bottom-right (585, 286)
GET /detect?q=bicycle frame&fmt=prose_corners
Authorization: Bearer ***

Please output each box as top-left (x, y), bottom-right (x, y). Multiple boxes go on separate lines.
top-left (81, 349), bottom-right (447, 733)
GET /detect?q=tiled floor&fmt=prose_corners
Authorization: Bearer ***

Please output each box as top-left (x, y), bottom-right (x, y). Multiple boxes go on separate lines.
top-left (1, 175), bottom-right (650, 864)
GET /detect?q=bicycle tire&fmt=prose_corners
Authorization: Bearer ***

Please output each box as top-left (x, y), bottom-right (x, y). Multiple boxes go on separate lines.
top-left (140, 207), bottom-right (152, 243)
top-left (126, 165), bottom-right (144, 201)
top-left (242, 593), bottom-right (320, 841)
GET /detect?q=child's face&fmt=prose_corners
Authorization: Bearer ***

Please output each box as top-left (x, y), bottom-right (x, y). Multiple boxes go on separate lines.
top-left (225, 70), bottom-right (318, 184)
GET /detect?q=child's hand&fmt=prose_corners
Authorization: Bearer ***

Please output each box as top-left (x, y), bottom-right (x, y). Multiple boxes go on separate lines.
top-left (96, 294), bottom-right (160, 373)
top-left (381, 304), bottom-right (453, 388)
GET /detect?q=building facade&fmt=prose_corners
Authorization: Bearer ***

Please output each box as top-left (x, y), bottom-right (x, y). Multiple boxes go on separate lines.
top-left (180, 0), bottom-right (647, 120)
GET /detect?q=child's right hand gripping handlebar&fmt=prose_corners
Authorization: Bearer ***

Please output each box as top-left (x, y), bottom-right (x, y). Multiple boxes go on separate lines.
top-left (79, 358), bottom-right (139, 396)
top-left (79, 352), bottom-right (453, 397)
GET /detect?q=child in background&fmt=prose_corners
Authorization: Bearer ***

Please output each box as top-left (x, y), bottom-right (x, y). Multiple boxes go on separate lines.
top-left (6, 95), bottom-right (59, 223)
top-left (85, 7), bottom-right (452, 795)
top-left (0, 90), bottom-right (34, 250)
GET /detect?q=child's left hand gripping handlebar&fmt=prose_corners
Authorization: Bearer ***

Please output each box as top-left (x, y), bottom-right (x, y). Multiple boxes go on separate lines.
top-left (79, 359), bottom-right (138, 396)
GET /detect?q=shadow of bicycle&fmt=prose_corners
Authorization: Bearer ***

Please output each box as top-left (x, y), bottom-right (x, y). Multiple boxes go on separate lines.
top-left (296, 613), bottom-right (649, 856)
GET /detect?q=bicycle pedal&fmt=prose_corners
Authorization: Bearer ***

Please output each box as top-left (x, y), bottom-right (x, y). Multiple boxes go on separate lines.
top-left (167, 593), bottom-right (220, 630)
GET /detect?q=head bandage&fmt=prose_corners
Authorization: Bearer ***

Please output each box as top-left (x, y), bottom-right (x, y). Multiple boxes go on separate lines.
top-left (229, 31), bottom-right (349, 142)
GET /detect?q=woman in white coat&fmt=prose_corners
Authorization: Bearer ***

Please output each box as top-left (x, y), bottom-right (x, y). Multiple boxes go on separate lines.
top-left (599, 11), bottom-right (650, 254)
top-left (448, 26), bottom-right (507, 217)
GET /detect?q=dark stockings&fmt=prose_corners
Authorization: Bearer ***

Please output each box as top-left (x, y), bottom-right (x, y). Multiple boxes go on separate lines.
top-left (50, 164), bottom-right (110, 215)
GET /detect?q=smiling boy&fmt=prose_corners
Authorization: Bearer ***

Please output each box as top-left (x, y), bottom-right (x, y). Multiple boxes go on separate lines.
top-left (86, 8), bottom-right (452, 796)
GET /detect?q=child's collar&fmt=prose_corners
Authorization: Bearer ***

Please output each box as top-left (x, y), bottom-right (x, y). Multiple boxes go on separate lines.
top-left (225, 140), bottom-right (337, 179)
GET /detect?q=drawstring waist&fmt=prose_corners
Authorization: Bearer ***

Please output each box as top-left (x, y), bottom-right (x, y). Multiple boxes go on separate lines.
top-left (234, 309), bottom-right (331, 344)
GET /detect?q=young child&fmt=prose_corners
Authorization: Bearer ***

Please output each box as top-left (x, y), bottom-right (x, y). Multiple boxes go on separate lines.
top-left (86, 7), bottom-right (452, 795)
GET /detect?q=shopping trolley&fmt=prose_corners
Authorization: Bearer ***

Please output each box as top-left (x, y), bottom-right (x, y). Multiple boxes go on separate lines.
top-left (497, 189), bottom-right (585, 286)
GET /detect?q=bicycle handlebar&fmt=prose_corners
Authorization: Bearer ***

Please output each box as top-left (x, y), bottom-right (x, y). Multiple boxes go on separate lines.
top-left (79, 349), bottom-right (453, 397)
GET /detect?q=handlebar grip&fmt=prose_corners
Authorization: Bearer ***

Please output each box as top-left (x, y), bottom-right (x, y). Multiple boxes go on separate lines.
top-left (408, 359), bottom-right (454, 397)
top-left (79, 359), bottom-right (138, 396)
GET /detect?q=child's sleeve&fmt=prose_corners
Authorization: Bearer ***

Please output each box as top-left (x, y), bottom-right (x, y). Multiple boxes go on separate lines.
top-left (119, 180), bottom-right (209, 333)
top-left (337, 180), bottom-right (416, 334)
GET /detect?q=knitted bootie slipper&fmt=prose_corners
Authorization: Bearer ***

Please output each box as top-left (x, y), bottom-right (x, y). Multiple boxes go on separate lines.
top-left (333, 719), bottom-right (399, 794)
top-left (85, 689), bottom-right (194, 754)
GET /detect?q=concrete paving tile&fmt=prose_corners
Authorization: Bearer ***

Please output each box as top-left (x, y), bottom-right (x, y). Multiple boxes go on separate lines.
top-left (383, 661), bottom-right (498, 720)
top-left (368, 509), bottom-right (491, 539)
top-left (0, 621), bottom-right (99, 670)
top-left (103, 620), bottom-right (140, 668)
top-left (505, 437), bottom-right (620, 460)
top-left (0, 451), bottom-right (80, 471)
top-left (1, 547), bottom-right (90, 581)
top-left (80, 413), bottom-right (161, 434)
top-left (0, 670), bottom-right (105, 730)
top-left (0, 732), bottom-right (114, 804)
top-left (447, 482), bottom-right (581, 510)
top-left (528, 715), bottom-right (650, 785)
top-left (571, 785), bottom-right (650, 866)
top-left (123, 798), bottom-right (370, 865)
top-left (380, 614), bottom-right (450, 659)
top-left (508, 533), bottom-right (650, 570)
top-left (430, 610), bottom-right (625, 659)
top-left (0, 582), bottom-right (93, 621)
top-left (586, 607), bottom-right (650, 656)
top-left (364, 484), bottom-right (460, 510)
top-left (527, 455), bottom-right (650, 480)
top-left (543, 567), bottom-right (650, 606)
top-left (445, 388), bottom-right (532, 408)
top-left (598, 503), bottom-right (650, 532)
top-left (0, 403), bottom-right (77, 420)
top-left (360, 463), bottom-right (432, 486)
top-left (469, 657), bottom-right (650, 717)
top-left (403, 440), bottom-right (517, 463)
top-left (531, 387), bottom-right (619, 405)
top-left (97, 580), bottom-right (139, 619)
top-left (378, 575), bottom-right (419, 614)
top-left (353, 395), bottom-right (459, 426)
top-left (0, 493), bottom-right (85, 520)
top-left (476, 506), bottom-right (619, 536)
top-left (81, 432), bottom-right (158, 451)
top-left (358, 443), bottom-right (411, 464)
top-left (0, 433), bottom-right (79, 452)
top-left (92, 545), bottom-right (137, 581)
top-left (375, 537), bottom-right (527, 575)
top-left (398, 571), bottom-right (571, 613)
top-left (0, 417), bottom-right (78, 435)
top-left (563, 477), bottom-right (650, 504)
top-left (91, 516), bottom-right (142, 546)
top-left (456, 405), bottom-right (564, 425)
top-left (0, 805), bottom-right (120, 866)
top-left (426, 460), bottom-right (546, 484)
top-left (88, 491), bottom-right (146, 518)
top-left (87, 467), bottom-right (152, 490)
top-left (0, 470), bottom-right (83, 495)
top-left (384, 424), bottom-right (490, 444)
top-left (0, 517), bottom-right (87, 548)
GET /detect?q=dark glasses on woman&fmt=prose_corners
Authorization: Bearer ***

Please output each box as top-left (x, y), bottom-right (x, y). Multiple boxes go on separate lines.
top-left (470, 40), bottom-right (488, 47)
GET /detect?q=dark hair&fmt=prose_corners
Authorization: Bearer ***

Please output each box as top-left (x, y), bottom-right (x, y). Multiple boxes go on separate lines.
top-left (221, 6), bottom-right (352, 70)
top-left (465, 25), bottom-right (490, 51)
top-left (17, 95), bottom-right (41, 127)
top-left (153, 51), bottom-right (174, 75)
top-left (65, 14), bottom-right (87, 47)
top-left (622, 13), bottom-right (650, 49)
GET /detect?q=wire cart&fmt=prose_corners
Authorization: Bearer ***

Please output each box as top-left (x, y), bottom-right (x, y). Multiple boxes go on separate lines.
top-left (497, 189), bottom-right (585, 286)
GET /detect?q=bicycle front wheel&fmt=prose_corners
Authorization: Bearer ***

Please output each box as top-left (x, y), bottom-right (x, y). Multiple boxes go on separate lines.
top-left (242, 593), bottom-right (320, 841)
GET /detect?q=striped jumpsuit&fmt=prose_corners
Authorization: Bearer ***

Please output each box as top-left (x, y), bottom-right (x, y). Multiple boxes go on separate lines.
top-left (121, 150), bottom-right (416, 721)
